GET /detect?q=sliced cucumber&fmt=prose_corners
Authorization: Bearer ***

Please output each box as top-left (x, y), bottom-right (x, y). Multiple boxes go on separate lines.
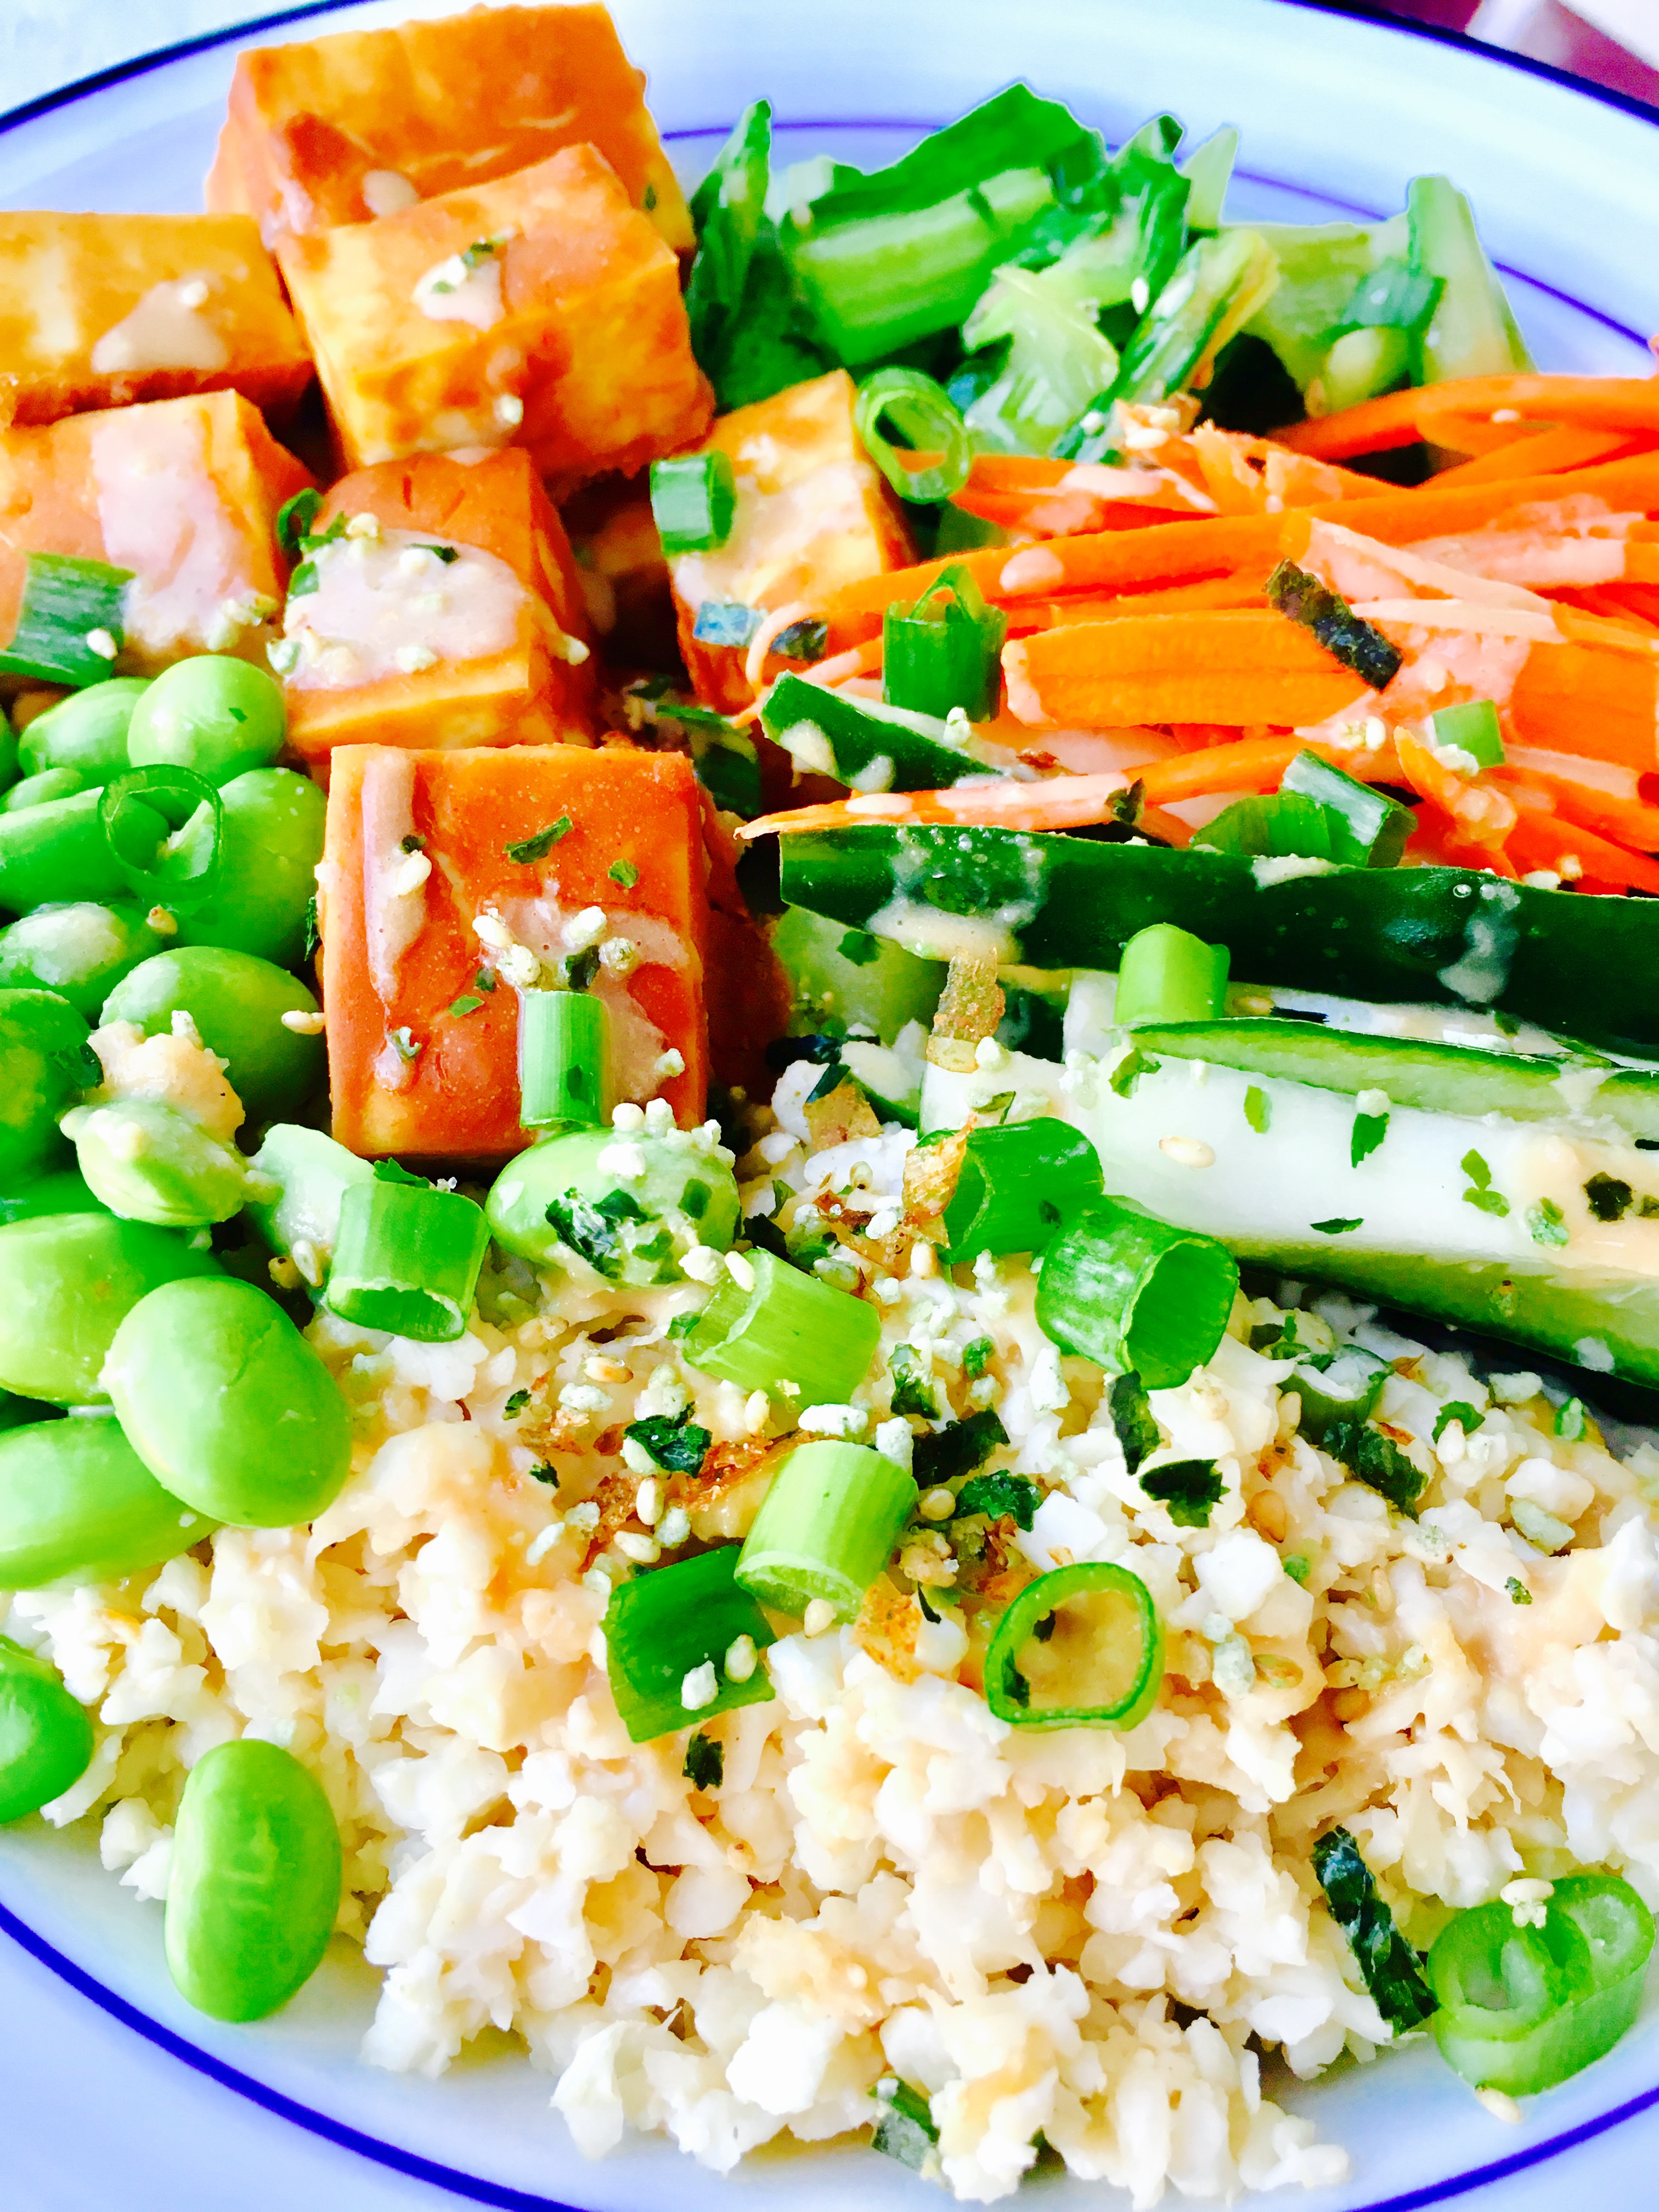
top-left (1407, 176), bottom-right (1531, 383)
top-left (839, 1038), bottom-right (922, 1127)
top-left (769, 904), bottom-right (945, 1044)
top-left (1132, 1020), bottom-right (1659, 1141)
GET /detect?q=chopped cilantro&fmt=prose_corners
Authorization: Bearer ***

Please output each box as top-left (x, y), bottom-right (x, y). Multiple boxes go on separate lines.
top-left (374, 1159), bottom-right (427, 1187)
top-left (889, 1344), bottom-right (940, 1420)
top-left (1432, 1401), bottom-right (1481, 1443)
top-left (399, 833), bottom-right (427, 853)
top-left (1244, 1085), bottom-right (1271, 1134)
top-left (529, 1462), bottom-right (559, 1485)
top-left (625, 1412), bottom-right (710, 1474)
top-left (1526, 1197), bottom-right (1570, 1247)
top-left (1282, 1552), bottom-right (1311, 1585)
top-left (667, 1311), bottom-right (701, 1339)
top-left (414, 543), bottom-right (459, 564)
top-left (1110, 778), bottom-right (1144, 828)
top-left (960, 1335), bottom-right (995, 1380)
top-left (911, 1409), bottom-right (1008, 1487)
top-left (1139, 1458), bottom-right (1224, 1528)
top-left (837, 929), bottom-right (879, 967)
top-left (1506, 1576), bottom-right (1533, 1605)
top-left (475, 968), bottom-right (498, 993)
top-left (565, 946), bottom-right (601, 991)
top-left (872, 2081), bottom-right (939, 2172)
top-left (1584, 1172), bottom-right (1633, 1222)
top-left (545, 1186), bottom-right (648, 1276)
top-left (447, 992), bottom-right (486, 1018)
top-left (955, 1470), bottom-right (1040, 1529)
top-left (1460, 1149), bottom-right (1509, 1217)
top-left (303, 891), bottom-right (320, 958)
top-left (608, 858), bottom-right (641, 889)
top-left (275, 487), bottom-right (323, 556)
top-left (388, 1026), bottom-right (421, 1063)
top-left (1351, 1110), bottom-right (1389, 1168)
top-left (1110, 1046), bottom-right (1160, 1099)
top-left (1108, 1370), bottom-right (1159, 1477)
top-left (286, 558), bottom-right (321, 600)
top-left (1311, 1217), bottom-right (1363, 1235)
top-left (682, 1731), bottom-right (723, 1790)
top-left (1323, 1417), bottom-right (1424, 1513)
top-left (503, 1389), bottom-right (530, 1419)
top-left (1555, 1396), bottom-right (1588, 1441)
top-left (505, 815), bottom-right (573, 864)
top-left (1312, 1827), bottom-right (1436, 2034)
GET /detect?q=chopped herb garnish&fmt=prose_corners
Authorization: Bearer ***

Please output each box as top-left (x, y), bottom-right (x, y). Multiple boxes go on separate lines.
top-left (889, 1344), bottom-right (940, 1420)
top-left (1351, 1110), bottom-right (1389, 1168)
top-left (1312, 1826), bottom-right (1436, 2034)
top-left (1243, 1084), bottom-right (1271, 1134)
top-left (564, 946), bottom-right (601, 991)
top-left (961, 1335), bottom-right (995, 1379)
top-left (1556, 1396), bottom-right (1588, 1441)
top-left (275, 487), bottom-right (323, 556)
top-left (1282, 1552), bottom-right (1312, 1585)
top-left (608, 859), bottom-right (641, 889)
top-left (1526, 1197), bottom-right (1570, 1247)
top-left (771, 617), bottom-right (828, 664)
top-left (1584, 1172), bottom-right (1633, 1222)
top-left (682, 1731), bottom-right (724, 1790)
top-left (911, 1408), bottom-right (1008, 1487)
top-left (1432, 1400), bottom-right (1481, 1443)
top-left (1110, 1046), bottom-right (1160, 1099)
top-left (1267, 559), bottom-right (1404, 692)
top-left (1323, 1417), bottom-right (1424, 1513)
top-left (459, 234), bottom-right (507, 271)
top-left (303, 891), bottom-right (320, 959)
top-left (475, 967), bottom-right (498, 992)
top-left (399, 833), bottom-right (427, 853)
top-left (503, 1389), bottom-right (530, 1419)
top-left (1460, 1149), bottom-right (1509, 1218)
top-left (286, 558), bottom-right (321, 600)
top-left (388, 1026), bottom-right (421, 1063)
top-left (1110, 779), bottom-right (1145, 830)
top-left (373, 1159), bottom-right (427, 1187)
top-left (667, 1311), bottom-right (701, 1339)
top-left (955, 1470), bottom-right (1040, 1529)
top-left (505, 815), bottom-right (573, 864)
top-left (872, 2081), bottom-right (939, 2172)
top-left (529, 1462), bottom-right (559, 1486)
top-left (1139, 1457), bottom-right (1225, 1528)
top-left (1108, 1369), bottom-right (1160, 1477)
top-left (625, 1412), bottom-right (712, 1474)
top-left (1312, 1216), bottom-right (1363, 1235)
top-left (1506, 1576), bottom-right (1533, 1605)
top-left (447, 993), bottom-right (486, 1019)
top-left (838, 929), bottom-right (879, 967)
top-left (414, 543), bottom-right (459, 564)
top-left (545, 1187), bottom-right (649, 1275)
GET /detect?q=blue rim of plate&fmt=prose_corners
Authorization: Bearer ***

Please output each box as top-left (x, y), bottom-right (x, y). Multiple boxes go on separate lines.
top-left (1, 2), bottom-right (1658, 2206)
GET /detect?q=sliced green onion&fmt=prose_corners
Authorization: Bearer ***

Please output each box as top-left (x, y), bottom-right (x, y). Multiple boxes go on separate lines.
top-left (275, 488), bottom-right (323, 557)
top-left (883, 564), bottom-right (1008, 722)
top-left (984, 1561), bottom-right (1164, 1728)
top-left (604, 1544), bottom-right (776, 1743)
top-left (680, 1246), bottom-right (880, 1404)
top-left (1114, 923), bottom-right (1229, 1029)
top-left (855, 370), bottom-right (971, 505)
top-left (940, 1118), bottom-right (1103, 1262)
top-left (519, 990), bottom-right (606, 1130)
top-left (1290, 1347), bottom-right (1389, 1443)
top-left (1267, 559), bottom-right (1402, 692)
top-left (0, 554), bottom-right (133, 687)
top-left (760, 672), bottom-right (1002, 793)
top-left (735, 1440), bottom-right (913, 1619)
top-left (323, 1176), bottom-right (490, 1342)
top-left (1036, 1195), bottom-right (1238, 1389)
top-left (650, 452), bottom-right (738, 555)
top-left (1425, 697), bottom-right (1505, 770)
top-left (1426, 1872), bottom-right (1652, 2093)
top-left (692, 601), bottom-right (763, 648)
top-left (1191, 791), bottom-right (1341, 864)
top-left (98, 764), bottom-right (223, 913)
top-left (1280, 748), bottom-right (1416, 866)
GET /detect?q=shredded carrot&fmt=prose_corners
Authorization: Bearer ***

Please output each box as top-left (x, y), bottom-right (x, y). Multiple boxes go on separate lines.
top-left (739, 773), bottom-right (1143, 841)
top-left (1498, 769), bottom-right (1659, 855)
top-left (1395, 730), bottom-right (1516, 849)
top-left (1508, 641), bottom-right (1659, 771)
top-left (1274, 375), bottom-right (1659, 462)
top-left (1006, 610), bottom-right (1371, 730)
top-left (1504, 810), bottom-right (1659, 894)
top-left (1003, 572), bottom-right (1273, 633)
top-left (1430, 425), bottom-right (1645, 485)
top-left (1131, 736), bottom-right (1328, 806)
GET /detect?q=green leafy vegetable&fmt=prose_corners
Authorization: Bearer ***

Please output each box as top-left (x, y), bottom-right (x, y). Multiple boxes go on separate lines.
top-left (1432, 1401), bottom-right (1481, 1443)
top-left (1109, 1046), bottom-right (1160, 1098)
top-left (608, 859), bottom-right (641, 890)
top-left (888, 1344), bottom-right (940, 1420)
top-left (683, 1731), bottom-right (724, 1790)
top-left (1323, 1417), bottom-right (1424, 1513)
top-left (1108, 1369), bottom-right (1160, 1476)
top-left (956, 1470), bottom-right (1040, 1529)
top-left (911, 1409), bottom-right (1008, 1487)
top-left (1312, 1826), bottom-right (1436, 2035)
top-left (1311, 1216), bottom-right (1363, 1235)
top-left (1138, 1458), bottom-right (1224, 1527)
top-left (503, 1389), bottom-right (530, 1419)
top-left (1351, 1111), bottom-right (1389, 1168)
top-left (624, 1414), bottom-right (712, 1475)
top-left (961, 1335), bottom-right (995, 1379)
top-left (545, 1187), bottom-right (648, 1275)
top-left (505, 817), bottom-right (573, 865)
top-left (872, 2081), bottom-right (939, 2172)
top-left (1460, 1149), bottom-right (1509, 1218)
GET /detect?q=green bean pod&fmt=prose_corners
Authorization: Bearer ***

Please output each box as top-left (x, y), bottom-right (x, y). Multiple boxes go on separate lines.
top-left (0, 1211), bottom-right (221, 1403)
top-left (100, 946), bottom-right (324, 1123)
top-left (0, 1416), bottom-right (215, 1588)
top-left (165, 1739), bottom-right (341, 2021)
top-left (0, 1634), bottom-right (95, 1821)
top-left (105, 1276), bottom-right (352, 1525)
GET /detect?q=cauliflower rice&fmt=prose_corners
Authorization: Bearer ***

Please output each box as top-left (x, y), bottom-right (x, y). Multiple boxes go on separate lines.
top-left (10, 1081), bottom-right (1659, 2207)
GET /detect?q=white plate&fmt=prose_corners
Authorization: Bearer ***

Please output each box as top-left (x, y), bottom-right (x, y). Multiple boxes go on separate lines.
top-left (3, 4), bottom-right (1659, 2207)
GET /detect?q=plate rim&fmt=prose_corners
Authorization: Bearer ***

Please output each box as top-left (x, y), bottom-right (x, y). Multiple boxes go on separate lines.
top-left (2, 4), bottom-right (1659, 2208)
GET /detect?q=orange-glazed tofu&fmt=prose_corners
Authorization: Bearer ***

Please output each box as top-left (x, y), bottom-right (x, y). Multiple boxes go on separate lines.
top-left (276, 146), bottom-right (712, 493)
top-left (276, 450), bottom-right (597, 765)
top-left (667, 371), bottom-right (916, 712)
top-left (0, 213), bottom-right (311, 430)
top-left (206, 2), bottom-right (691, 255)
top-left (321, 745), bottom-right (710, 1159)
top-left (0, 390), bottom-right (308, 673)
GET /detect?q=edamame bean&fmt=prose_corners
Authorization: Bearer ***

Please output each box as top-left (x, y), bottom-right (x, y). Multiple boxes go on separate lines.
top-left (101, 946), bottom-right (324, 1123)
top-left (2, 767), bottom-right (86, 812)
top-left (126, 657), bottom-right (286, 787)
top-left (0, 901), bottom-right (164, 1018)
top-left (172, 769), bottom-right (324, 967)
top-left (0, 710), bottom-right (18, 793)
top-left (19, 678), bottom-right (147, 781)
top-left (0, 1165), bottom-right (108, 1227)
top-left (0, 1211), bottom-right (221, 1403)
top-left (487, 1125), bottom-right (740, 1283)
top-left (105, 1277), bottom-right (352, 1525)
top-left (0, 1415), bottom-right (215, 1588)
top-left (64, 1100), bottom-right (252, 1228)
top-left (247, 1123), bottom-right (373, 1276)
top-left (0, 786), bottom-right (165, 912)
top-left (165, 1739), bottom-right (340, 2021)
top-left (0, 1635), bottom-right (94, 1821)
top-left (0, 989), bottom-right (98, 1185)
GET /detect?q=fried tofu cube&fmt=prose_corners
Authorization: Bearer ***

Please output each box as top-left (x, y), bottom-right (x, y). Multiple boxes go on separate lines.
top-left (206, 2), bottom-right (691, 256)
top-left (0, 391), bottom-right (309, 673)
top-left (278, 450), bottom-right (597, 766)
top-left (667, 371), bottom-right (917, 712)
top-left (0, 212), bottom-right (311, 431)
top-left (276, 146), bottom-right (712, 493)
top-left (321, 745), bottom-right (710, 1158)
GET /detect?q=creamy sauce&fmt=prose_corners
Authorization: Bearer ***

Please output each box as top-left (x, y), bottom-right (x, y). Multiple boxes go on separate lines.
top-left (359, 750), bottom-right (425, 1014)
top-left (672, 461), bottom-right (874, 613)
top-left (413, 247), bottom-right (506, 331)
top-left (89, 278), bottom-right (228, 376)
top-left (90, 407), bottom-right (261, 661)
top-left (283, 528), bottom-right (528, 690)
top-left (998, 546), bottom-right (1068, 596)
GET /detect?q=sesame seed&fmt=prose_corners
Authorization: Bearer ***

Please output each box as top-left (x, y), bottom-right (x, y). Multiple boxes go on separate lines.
top-left (614, 1531), bottom-right (661, 1565)
top-left (1159, 1136), bottom-right (1215, 1169)
top-left (724, 1634), bottom-right (758, 1682)
top-left (918, 1487), bottom-right (956, 1522)
top-left (803, 1599), bottom-right (837, 1638)
top-left (281, 1009), bottom-right (326, 1036)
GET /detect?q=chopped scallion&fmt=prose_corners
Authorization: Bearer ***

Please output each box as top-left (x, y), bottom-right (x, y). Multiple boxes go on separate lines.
top-left (518, 990), bottom-right (606, 1130)
top-left (1113, 923), bottom-right (1229, 1029)
top-left (99, 764), bottom-right (223, 913)
top-left (1036, 1195), bottom-right (1238, 1389)
top-left (854, 370), bottom-right (971, 504)
top-left (1279, 748), bottom-right (1415, 867)
top-left (680, 1247), bottom-right (880, 1406)
top-left (605, 1545), bottom-right (776, 1742)
top-left (939, 1117), bottom-right (1103, 1262)
top-left (883, 564), bottom-right (1008, 723)
top-left (324, 1177), bottom-right (490, 1343)
top-left (1426, 696), bottom-right (1505, 770)
top-left (650, 451), bottom-right (738, 555)
top-left (735, 1440), bottom-right (914, 1620)
top-left (984, 1560), bottom-right (1164, 1728)
top-left (0, 554), bottom-right (133, 687)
